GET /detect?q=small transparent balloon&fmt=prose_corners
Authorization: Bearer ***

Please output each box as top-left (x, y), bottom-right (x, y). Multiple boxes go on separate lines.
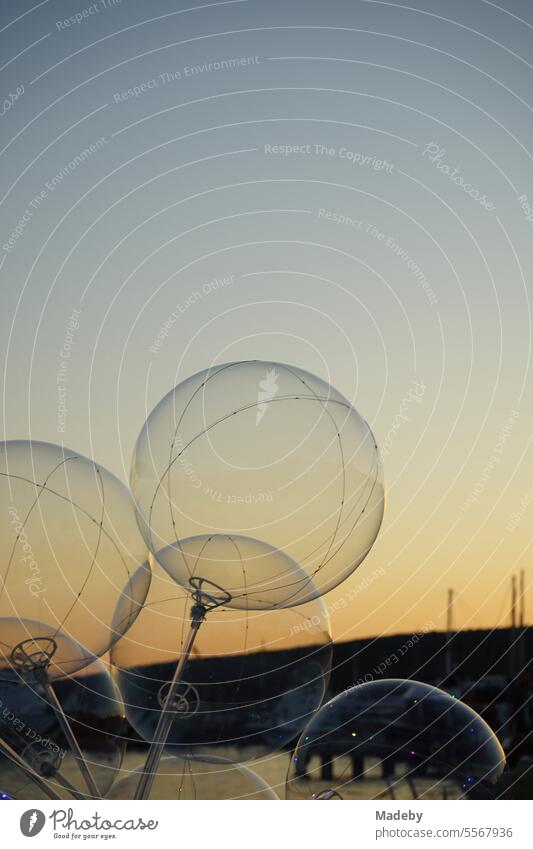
top-left (108, 756), bottom-right (277, 800)
top-left (131, 361), bottom-right (384, 605)
top-left (111, 560), bottom-right (332, 762)
top-left (0, 625), bottom-right (127, 799)
top-left (286, 680), bottom-right (506, 800)
top-left (0, 441), bottom-right (150, 672)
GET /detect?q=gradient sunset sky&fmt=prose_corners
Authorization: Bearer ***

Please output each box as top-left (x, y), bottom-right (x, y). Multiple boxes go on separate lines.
top-left (1, 0), bottom-right (532, 641)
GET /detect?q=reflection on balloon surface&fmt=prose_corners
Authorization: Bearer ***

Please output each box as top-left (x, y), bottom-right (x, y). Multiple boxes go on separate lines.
top-left (111, 560), bottom-right (332, 762)
top-left (0, 441), bottom-right (150, 672)
top-left (286, 680), bottom-right (506, 800)
top-left (108, 756), bottom-right (277, 800)
top-left (131, 361), bottom-right (384, 605)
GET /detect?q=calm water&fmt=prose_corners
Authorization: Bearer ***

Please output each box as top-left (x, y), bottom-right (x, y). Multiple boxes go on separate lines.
top-left (1, 749), bottom-right (460, 800)
top-left (0, 749), bottom-right (289, 800)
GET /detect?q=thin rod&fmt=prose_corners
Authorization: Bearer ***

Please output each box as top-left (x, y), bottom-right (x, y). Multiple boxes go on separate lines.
top-left (0, 736), bottom-right (61, 800)
top-left (519, 569), bottom-right (526, 672)
top-left (51, 771), bottom-right (86, 801)
top-left (41, 678), bottom-right (100, 798)
top-left (519, 568), bottom-right (525, 628)
top-left (445, 588), bottom-right (454, 678)
top-left (407, 776), bottom-right (419, 800)
top-left (134, 605), bottom-right (205, 800)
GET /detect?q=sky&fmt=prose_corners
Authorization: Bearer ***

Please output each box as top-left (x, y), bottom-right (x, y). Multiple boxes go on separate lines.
top-left (1, 0), bottom-right (533, 642)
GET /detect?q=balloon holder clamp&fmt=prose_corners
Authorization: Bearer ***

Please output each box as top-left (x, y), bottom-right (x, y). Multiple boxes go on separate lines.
top-left (157, 680), bottom-right (200, 717)
top-left (11, 637), bottom-right (57, 677)
top-left (189, 576), bottom-right (232, 617)
top-left (22, 741), bottom-right (62, 779)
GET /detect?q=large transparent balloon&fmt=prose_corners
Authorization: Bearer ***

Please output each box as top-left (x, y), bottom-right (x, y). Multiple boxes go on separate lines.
top-left (111, 559), bottom-right (332, 762)
top-left (108, 756), bottom-right (277, 800)
top-left (0, 623), bottom-right (127, 799)
top-left (0, 441), bottom-right (150, 671)
top-left (131, 362), bottom-right (384, 605)
top-left (286, 680), bottom-right (506, 800)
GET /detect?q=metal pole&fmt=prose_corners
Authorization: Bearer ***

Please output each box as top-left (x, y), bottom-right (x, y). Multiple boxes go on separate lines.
top-left (134, 604), bottom-right (205, 801)
top-left (519, 569), bottom-right (525, 628)
top-left (445, 588), bottom-right (454, 679)
top-left (511, 575), bottom-right (517, 629)
top-left (40, 677), bottom-right (100, 798)
top-left (49, 771), bottom-right (86, 801)
top-left (518, 569), bottom-right (525, 674)
top-left (511, 574), bottom-right (517, 680)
